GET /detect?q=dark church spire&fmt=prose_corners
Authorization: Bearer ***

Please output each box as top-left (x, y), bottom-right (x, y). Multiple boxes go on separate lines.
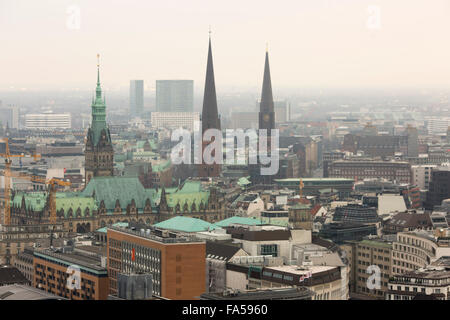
top-left (259, 48), bottom-right (275, 130)
top-left (198, 31), bottom-right (221, 178)
top-left (201, 32), bottom-right (220, 134)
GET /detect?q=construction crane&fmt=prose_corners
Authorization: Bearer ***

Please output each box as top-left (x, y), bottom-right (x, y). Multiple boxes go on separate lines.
top-left (0, 138), bottom-right (70, 225)
top-left (0, 138), bottom-right (41, 225)
top-left (3, 173), bottom-right (71, 225)
top-left (299, 178), bottom-right (304, 199)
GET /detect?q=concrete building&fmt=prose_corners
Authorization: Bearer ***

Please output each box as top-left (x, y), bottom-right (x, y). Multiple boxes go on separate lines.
top-left (341, 238), bottom-right (393, 299)
top-left (130, 80), bottom-right (144, 117)
top-left (329, 160), bottom-right (411, 184)
top-left (426, 167), bottom-right (450, 210)
top-left (274, 100), bottom-right (290, 123)
top-left (25, 113), bottom-right (71, 130)
top-left (0, 104), bottom-right (19, 129)
top-left (151, 112), bottom-right (199, 131)
top-left (427, 117), bottom-right (450, 135)
top-left (383, 211), bottom-right (433, 234)
top-left (0, 224), bottom-right (67, 265)
top-left (391, 230), bottom-right (450, 275)
top-left (200, 286), bottom-right (314, 300)
top-left (225, 250), bottom-right (348, 300)
top-left (205, 241), bottom-right (248, 293)
top-left (387, 265), bottom-right (450, 300)
top-left (411, 165), bottom-right (437, 190)
top-left (230, 112), bottom-right (258, 129)
top-left (156, 80), bottom-right (193, 112)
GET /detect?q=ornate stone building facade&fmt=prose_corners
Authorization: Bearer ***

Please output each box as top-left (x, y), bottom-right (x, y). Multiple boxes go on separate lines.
top-left (10, 178), bottom-right (227, 233)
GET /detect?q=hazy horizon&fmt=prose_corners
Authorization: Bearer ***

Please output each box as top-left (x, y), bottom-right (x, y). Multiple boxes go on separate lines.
top-left (1, 0), bottom-right (450, 91)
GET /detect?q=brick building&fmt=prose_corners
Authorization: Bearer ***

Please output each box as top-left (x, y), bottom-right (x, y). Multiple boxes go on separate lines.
top-left (33, 248), bottom-right (109, 300)
top-left (107, 225), bottom-right (206, 300)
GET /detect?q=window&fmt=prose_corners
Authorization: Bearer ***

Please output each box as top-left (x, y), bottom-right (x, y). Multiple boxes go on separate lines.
top-left (260, 244), bottom-right (278, 257)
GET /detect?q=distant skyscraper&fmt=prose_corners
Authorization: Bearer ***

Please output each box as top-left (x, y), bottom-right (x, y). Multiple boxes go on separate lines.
top-left (0, 104), bottom-right (19, 129)
top-left (447, 127), bottom-right (450, 144)
top-left (406, 125), bottom-right (419, 157)
top-left (130, 80), bottom-right (144, 117)
top-left (274, 100), bottom-right (290, 123)
top-left (156, 80), bottom-right (193, 112)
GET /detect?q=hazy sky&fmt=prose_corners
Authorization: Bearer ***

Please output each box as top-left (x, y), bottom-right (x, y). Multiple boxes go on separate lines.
top-left (1, 0), bottom-right (450, 91)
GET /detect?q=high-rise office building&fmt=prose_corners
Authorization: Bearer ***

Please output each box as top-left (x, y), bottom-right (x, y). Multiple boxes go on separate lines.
top-left (0, 103), bottom-right (20, 129)
top-left (156, 80), bottom-right (193, 112)
top-left (130, 80), bottom-right (144, 117)
top-left (25, 112), bottom-right (71, 129)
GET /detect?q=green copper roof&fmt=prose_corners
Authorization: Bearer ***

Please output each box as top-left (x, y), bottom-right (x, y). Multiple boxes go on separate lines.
top-left (96, 222), bottom-right (129, 234)
top-left (136, 139), bottom-right (158, 151)
top-left (12, 192), bottom-right (46, 211)
top-left (12, 192), bottom-right (97, 217)
top-left (56, 193), bottom-right (97, 218)
top-left (237, 176), bottom-right (251, 187)
top-left (90, 63), bottom-right (109, 146)
top-left (164, 181), bottom-right (210, 213)
top-left (81, 176), bottom-right (158, 213)
top-left (214, 216), bottom-right (263, 227)
top-left (153, 216), bottom-right (219, 233)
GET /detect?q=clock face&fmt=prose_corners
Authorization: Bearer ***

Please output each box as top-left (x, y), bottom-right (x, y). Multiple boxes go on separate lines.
top-left (264, 114), bottom-right (270, 122)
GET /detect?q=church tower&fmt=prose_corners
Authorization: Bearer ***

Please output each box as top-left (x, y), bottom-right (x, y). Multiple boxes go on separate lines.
top-left (85, 55), bottom-right (114, 185)
top-left (197, 33), bottom-right (221, 178)
top-left (258, 48), bottom-right (275, 132)
top-left (250, 48), bottom-right (277, 184)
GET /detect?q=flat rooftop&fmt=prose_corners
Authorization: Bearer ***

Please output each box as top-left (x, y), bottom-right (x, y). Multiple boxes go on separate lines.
top-left (266, 265), bottom-right (336, 275)
top-left (108, 225), bottom-right (205, 244)
top-left (34, 248), bottom-right (107, 274)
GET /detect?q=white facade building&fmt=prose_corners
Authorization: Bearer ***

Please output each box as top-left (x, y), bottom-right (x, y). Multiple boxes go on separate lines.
top-left (25, 113), bottom-right (71, 129)
top-left (151, 112), bottom-right (200, 131)
top-left (411, 165), bottom-right (437, 190)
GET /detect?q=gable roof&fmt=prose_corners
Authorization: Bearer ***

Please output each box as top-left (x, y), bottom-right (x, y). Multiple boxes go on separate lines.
top-left (0, 267), bottom-right (30, 286)
top-left (206, 242), bottom-right (243, 261)
top-left (214, 216), bottom-right (264, 228)
top-left (81, 176), bottom-right (157, 212)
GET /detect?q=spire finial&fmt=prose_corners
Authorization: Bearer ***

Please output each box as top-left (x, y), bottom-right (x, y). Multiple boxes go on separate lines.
top-left (208, 26), bottom-right (211, 39)
top-left (96, 53), bottom-right (101, 88)
top-left (266, 42), bottom-right (269, 53)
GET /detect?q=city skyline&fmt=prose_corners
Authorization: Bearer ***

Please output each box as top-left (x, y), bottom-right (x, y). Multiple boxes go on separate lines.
top-left (1, 0), bottom-right (450, 91)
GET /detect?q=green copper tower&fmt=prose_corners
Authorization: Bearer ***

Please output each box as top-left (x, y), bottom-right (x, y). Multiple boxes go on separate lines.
top-left (85, 54), bottom-right (114, 185)
top-left (90, 54), bottom-right (108, 146)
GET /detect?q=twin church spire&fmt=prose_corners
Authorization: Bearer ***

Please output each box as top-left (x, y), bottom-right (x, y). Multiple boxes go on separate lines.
top-left (198, 32), bottom-right (275, 178)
